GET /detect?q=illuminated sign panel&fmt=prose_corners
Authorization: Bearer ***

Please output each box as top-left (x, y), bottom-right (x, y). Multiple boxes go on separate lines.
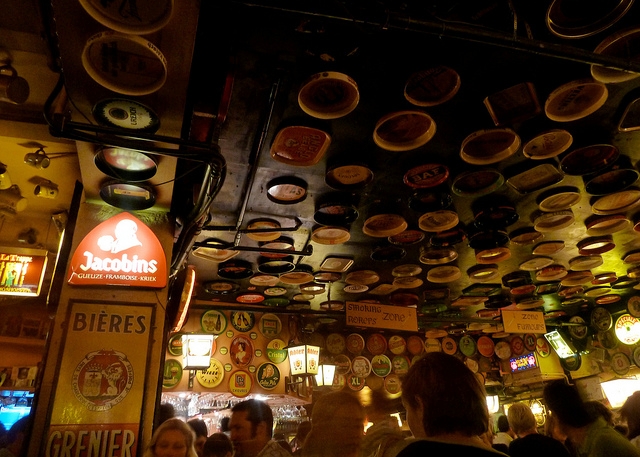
top-left (67, 212), bottom-right (167, 288)
top-left (509, 352), bottom-right (539, 373)
top-left (615, 314), bottom-right (640, 345)
top-left (0, 247), bottom-right (48, 296)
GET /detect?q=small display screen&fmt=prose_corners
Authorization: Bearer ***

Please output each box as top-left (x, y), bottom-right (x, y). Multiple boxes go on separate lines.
top-left (544, 330), bottom-right (576, 359)
top-left (509, 352), bottom-right (538, 373)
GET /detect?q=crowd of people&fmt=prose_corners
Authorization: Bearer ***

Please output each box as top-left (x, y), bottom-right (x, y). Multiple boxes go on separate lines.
top-left (141, 352), bottom-right (640, 457)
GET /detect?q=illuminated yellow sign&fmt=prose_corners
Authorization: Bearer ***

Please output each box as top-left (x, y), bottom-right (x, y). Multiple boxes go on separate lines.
top-left (345, 302), bottom-right (418, 331)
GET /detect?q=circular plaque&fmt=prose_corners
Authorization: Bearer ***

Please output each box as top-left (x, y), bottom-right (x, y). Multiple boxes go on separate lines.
top-left (196, 358), bottom-right (225, 388)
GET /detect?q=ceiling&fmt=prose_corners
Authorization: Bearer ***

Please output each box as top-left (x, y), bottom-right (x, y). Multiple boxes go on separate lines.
top-left (4, 0), bottom-right (640, 342)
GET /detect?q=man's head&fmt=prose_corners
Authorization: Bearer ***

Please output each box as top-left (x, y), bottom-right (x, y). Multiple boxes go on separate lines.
top-left (188, 418), bottom-right (209, 457)
top-left (229, 399), bottom-right (273, 457)
top-left (543, 380), bottom-right (592, 432)
top-left (401, 352), bottom-right (489, 438)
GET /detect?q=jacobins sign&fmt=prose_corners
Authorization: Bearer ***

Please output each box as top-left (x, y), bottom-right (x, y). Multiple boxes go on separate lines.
top-left (67, 212), bottom-right (167, 288)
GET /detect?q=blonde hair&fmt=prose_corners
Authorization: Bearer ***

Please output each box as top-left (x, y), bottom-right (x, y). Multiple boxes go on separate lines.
top-left (302, 391), bottom-right (365, 457)
top-left (507, 402), bottom-right (537, 436)
top-left (143, 418), bottom-right (199, 457)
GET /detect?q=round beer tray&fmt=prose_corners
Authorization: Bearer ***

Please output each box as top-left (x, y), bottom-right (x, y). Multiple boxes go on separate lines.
top-left (533, 210), bottom-right (575, 232)
top-left (418, 210), bottom-right (459, 232)
top-left (533, 241), bottom-right (565, 255)
top-left (363, 214), bottom-right (408, 237)
top-left (451, 168), bottom-right (504, 197)
top-left (545, 79), bottom-right (608, 122)
top-left (460, 128), bottom-right (520, 165)
top-left (298, 71), bottom-right (359, 119)
top-left (311, 226), bottom-right (351, 245)
top-left (404, 65), bottom-right (461, 106)
top-left (585, 169), bottom-right (639, 196)
top-left (92, 98), bottom-right (160, 133)
top-left (79, 0), bottom-right (173, 34)
top-left (592, 189), bottom-right (640, 215)
top-left (560, 144), bottom-right (619, 177)
top-left (592, 27), bottom-right (640, 83)
top-left (569, 255), bottom-right (604, 271)
top-left (522, 129), bottom-right (573, 160)
top-left (586, 214), bottom-right (631, 236)
top-left (546, 0), bottom-right (634, 39)
top-left (537, 188), bottom-right (581, 212)
top-left (519, 256), bottom-right (554, 271)
top-left (373, 110), bottom-right (436, 151)
top-left (427, 265), bottom-right (461, 283)
top-left (82, 31), bottom-right (167, 96)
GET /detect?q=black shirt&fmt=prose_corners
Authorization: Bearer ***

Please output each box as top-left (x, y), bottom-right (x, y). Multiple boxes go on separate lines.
top-left (509, 434), bottom-right (572, 457)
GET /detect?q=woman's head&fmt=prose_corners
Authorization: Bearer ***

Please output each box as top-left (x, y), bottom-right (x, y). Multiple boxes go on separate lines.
top-left (507, 403), bottom-right (536, 436)
top-left (401, 352), bottom-right (489, 438)
top-left (620, 391), bottom-right (640, 439)
top-left (146, 418), bottom-right (198, 457)
top-left (303, 391), bottom-right (365, 457)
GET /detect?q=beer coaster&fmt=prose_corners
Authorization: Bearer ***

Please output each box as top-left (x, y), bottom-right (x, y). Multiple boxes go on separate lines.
top-left (533, 241), bottom-right (565, 255)
top-left (535, 264), bottom-right (568, 281)
top-left (298, 71), bottom-right (359, 119)
top-left (545, 79), bottom-right (608, 122)
top-left (345, 270), bottom-right (380, 286)
top-left (407, 335), bottom-right (425, 355)
top-left (561, 271), bottom-right (595, 286)
top-left (325, 164), bottom-right (374, 190)
top-left (193, 247), bottom-right (239, 263)
top-left (392, 264), bottom-right (423, 277)
top-left (577, 236), bottom-right (615, 256)
top-left (203, 280), bottom-right (239, 295)
top-left (367, 333), bottom-right (388, 355)
top-left (373, 110), bottom-right (436, 151)
top-left (346, 333), bottom-right (366, 354)
top-left (246, 219), bottom-right (281, 242)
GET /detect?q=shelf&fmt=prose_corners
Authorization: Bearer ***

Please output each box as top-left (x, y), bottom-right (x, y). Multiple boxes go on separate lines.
top-left (0, 335), bottom-right (46, 348)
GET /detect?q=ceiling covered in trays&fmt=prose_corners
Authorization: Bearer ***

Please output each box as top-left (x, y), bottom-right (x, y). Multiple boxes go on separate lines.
top-left (181, 1), bottom-right (640, 340)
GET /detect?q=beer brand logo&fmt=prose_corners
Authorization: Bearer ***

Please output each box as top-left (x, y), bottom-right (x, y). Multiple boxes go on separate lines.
top-left (68, 212), bottom-right (167, 287)
top-left (72, 349), bottom-right (133, 412)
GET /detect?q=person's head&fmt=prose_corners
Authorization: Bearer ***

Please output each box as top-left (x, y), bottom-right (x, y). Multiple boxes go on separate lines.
top-left (496, 414), bottom-right (511, 433)
top-left (144, 418), bottom-right (198, 457)
top-left (187, 419), bottom-right (209, 457)
top-left (293, 420), bottom-right (312, 450)
top-left (507, 402), bottom-right (537, 436)
top-left (219, 416), bottom-right (231, 433)
top-left (4, 416), bottom-right (30, 454)
top-left (229, 399), bottom-right (274, 457)
top-left (620, 391), bottom-right (640, 439)
top-left (203, 432), bottom-right (233, 457)
top-left (157, 403), bottom-right (177, 427)
top-left (401, 352), bottom-right (489, 438)
top-left (543, 380), bottom-right (592, 431)
top-left (303, 391), bottom-right (365, 457)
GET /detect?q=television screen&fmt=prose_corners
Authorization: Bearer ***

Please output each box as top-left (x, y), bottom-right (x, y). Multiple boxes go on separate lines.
top-left (509, 352), bottom-right (538, 373)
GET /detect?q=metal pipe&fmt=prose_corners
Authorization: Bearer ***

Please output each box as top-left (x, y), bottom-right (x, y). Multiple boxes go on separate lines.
top-left (237, 1), bottom-right (640, 73)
